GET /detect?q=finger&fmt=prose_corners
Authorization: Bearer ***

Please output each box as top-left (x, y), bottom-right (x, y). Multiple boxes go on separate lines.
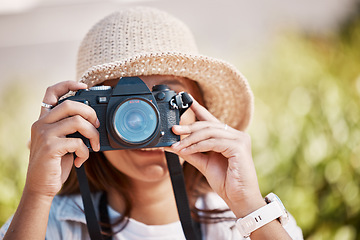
top-left (165, 148), bottom-right (210, 177)
top-left (176, 151), bottom-right (210, 176)
top-left (48, 115), bottom-right (100, 152)
top-left (172, 125), bottom-right (237, 151)
top-left (176, 138), bottom-right (237, 157)
top-left (61, 138), bottom-right (89, 168)
top-left (173, 121), bottom-right (217, 135)
top-left (60, 153), bottom-right (75, 183)
top-left (40, 81), bottom-right (88, 117)
top-left (173, 121), bottom-right (236, 136)
top-left (43, 100), bottom-right (100, 128)
top-left (190, 95), bottom-right (220, 123)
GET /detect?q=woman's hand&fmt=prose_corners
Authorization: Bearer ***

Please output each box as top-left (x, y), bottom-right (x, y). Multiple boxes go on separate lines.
top-left (26, 81), bottom-right (100, 199)
top-left (171, 97), bottom-right (266, 217)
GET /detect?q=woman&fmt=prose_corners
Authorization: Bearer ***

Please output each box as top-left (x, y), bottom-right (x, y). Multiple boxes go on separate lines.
top-left (0, 7), bottom-right (303, 239)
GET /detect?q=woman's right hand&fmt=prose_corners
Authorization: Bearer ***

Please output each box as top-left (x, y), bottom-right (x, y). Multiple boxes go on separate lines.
top-left (25, 81), bottom-right (100, 198)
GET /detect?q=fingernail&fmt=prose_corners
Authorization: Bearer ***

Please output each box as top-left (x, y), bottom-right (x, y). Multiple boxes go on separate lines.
top-left (188, 94), bottom-right (196, 101)
top-left (79, 83), bottom-right (88, 88)
top-left (172, 141), bottom-right (180, 148)
top-left (75, 162), bottom-right (81, 168)
top-left (96, 118), bottom-right (100, 128)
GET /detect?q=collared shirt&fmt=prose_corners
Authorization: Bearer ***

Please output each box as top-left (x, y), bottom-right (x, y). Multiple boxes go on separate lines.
top-left (0, 192), bottom-right (303, 239)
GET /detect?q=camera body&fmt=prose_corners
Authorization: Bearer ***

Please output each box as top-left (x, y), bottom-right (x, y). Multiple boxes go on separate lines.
top-left (60, 77), bottom-right (192, 151)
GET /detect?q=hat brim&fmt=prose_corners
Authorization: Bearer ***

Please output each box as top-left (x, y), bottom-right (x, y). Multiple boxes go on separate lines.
top-left (78, 52), bottom-right (254, 130)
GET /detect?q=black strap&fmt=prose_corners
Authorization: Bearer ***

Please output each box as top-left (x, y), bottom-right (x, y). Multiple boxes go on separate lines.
top-left (76, 152), bottom-right (201, 240)
top-left (165, 151), bottom-right (201, 240)
top-left (74, 160), bottom-right (104, 240)
top-left (99, 193), bottom-right (112, 240)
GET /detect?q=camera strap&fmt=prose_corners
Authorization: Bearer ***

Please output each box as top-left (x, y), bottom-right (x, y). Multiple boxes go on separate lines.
top-left (75, 152), bottom-right (201, 240)
top-left (75, 162), bottom-right (104, 240)
top-left (165, 151), bottom-right (201, 240)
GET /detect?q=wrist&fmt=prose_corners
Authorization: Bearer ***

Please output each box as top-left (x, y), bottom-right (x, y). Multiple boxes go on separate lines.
top-left (229, 196), bottom-right (267, 219)
top-left (4, 184), bottom-right (54, 240)
top-left (23, 185), bottom-right (55, 205)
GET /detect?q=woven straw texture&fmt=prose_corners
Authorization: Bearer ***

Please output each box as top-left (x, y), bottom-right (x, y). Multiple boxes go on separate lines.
top-left (76, 7), bottom-right (254, 130)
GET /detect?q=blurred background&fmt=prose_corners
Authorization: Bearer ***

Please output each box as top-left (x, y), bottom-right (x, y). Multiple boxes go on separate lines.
top-left (0, 0), bottom-right (359, 239)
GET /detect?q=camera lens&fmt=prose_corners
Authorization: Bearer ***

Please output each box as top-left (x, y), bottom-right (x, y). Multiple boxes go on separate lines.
top-left (125, 111), bottom-right (144, 131)
top-left (113, 98), bottom-right (159, 144)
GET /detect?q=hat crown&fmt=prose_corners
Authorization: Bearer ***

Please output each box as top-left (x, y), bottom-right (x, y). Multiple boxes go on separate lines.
top-left (76, 7), bottom-right (199, 80)
top-left (73, 7), bottom-right (253, 131)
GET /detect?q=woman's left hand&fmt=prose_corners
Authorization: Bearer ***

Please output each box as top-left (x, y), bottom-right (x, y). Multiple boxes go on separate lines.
top-left (171, 97), bottom-right (266, 217)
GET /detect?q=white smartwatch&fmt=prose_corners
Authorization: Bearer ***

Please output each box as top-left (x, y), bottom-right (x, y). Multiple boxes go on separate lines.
top-left (235, 193), bottom-right (289, 238)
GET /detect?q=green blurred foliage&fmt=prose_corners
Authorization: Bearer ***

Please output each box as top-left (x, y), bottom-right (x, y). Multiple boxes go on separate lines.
top-left (246, 16), bottom-right (360, 240)
top-left (0, 81), bottom-right (40, 226)
top-left (0, 13), bottom-right (360, 240)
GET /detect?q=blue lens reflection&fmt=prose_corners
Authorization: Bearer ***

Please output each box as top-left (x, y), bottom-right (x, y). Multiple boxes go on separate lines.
top-left (125, 111), bottom-right (144, 131)
top-left (113, 98), bottom-right (158, 144)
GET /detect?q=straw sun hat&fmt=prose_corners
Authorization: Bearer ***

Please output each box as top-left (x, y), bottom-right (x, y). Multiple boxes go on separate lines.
top-left (76, 7), bottom-right (254, 130)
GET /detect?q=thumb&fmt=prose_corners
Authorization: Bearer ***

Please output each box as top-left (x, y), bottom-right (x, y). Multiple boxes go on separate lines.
top-left (170, 148), bottom-right (208, 176)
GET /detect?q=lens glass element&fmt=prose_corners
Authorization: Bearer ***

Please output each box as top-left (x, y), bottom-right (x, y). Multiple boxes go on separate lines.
top-left (113, 98), bottom-right (158, 144)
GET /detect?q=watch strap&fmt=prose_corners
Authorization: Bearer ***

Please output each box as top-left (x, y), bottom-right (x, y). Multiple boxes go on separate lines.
top-left (235, 201), bottom-right (284, 238)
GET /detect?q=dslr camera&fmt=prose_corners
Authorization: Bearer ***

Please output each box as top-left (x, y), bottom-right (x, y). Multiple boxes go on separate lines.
top-left (60, 77), bottom-right (192, 151)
